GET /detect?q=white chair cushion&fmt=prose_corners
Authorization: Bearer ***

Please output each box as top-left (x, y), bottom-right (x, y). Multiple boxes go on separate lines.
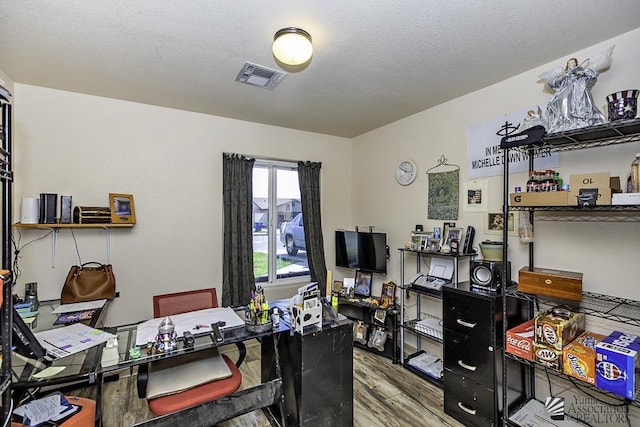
top-left (145, 348), bottom-right (232, 399)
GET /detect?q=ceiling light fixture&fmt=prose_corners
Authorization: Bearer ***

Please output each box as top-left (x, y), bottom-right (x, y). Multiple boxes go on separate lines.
top-left (272, 27), bottom-right (313, 66)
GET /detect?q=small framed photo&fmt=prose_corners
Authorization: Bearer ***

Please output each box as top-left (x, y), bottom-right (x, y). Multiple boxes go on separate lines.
top-left (367, 326), bottom-right (388, 351)
top-left (441, 222), bottom-right (456, 245)
top-left (354, 270), bottom-right (372, 297)
top-left (354, 321), bottom-right (369, 344)
top-left (486, 211), bottom-right (517, 236)
top-left (374, 308), bottom-right (387, 324)
top-left (380, 281), bottom-right (396, 306)
top-left (332, 280), bottom-right (343, 294)
top-left (443, 227), bottom-right (463, 247)
top-left (109, 193), bottom-right (136, 224)
top-left (425, 238), bottom-right (441, 253)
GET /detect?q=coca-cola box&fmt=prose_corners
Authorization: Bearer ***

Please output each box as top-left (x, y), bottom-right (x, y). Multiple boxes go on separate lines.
top-left (506, 319), bottom-right (534, 361)
top-left (563, 331), bottom-right (606, 385)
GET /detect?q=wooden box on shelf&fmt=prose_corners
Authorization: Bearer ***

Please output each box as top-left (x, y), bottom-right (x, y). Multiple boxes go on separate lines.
top-left (517, 266), bottom-right (583, 301)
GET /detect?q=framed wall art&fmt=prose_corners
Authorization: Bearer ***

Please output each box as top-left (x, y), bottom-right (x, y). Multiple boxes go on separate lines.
top-left (109, 193), bottom-right (136, 224)
top-left (486, 211), bottom-right (517, 236)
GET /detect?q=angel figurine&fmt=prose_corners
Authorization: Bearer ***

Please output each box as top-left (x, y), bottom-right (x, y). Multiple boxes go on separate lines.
top-left (539, 46), bottom-right (614, 133)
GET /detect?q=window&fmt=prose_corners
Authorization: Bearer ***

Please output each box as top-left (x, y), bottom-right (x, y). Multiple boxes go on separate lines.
top-left (253, 160), bottom-right (309, 284)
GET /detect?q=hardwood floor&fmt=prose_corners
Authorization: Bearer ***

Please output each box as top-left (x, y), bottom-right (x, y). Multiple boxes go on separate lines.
top-left (73, 342), bottom-right (464, 426)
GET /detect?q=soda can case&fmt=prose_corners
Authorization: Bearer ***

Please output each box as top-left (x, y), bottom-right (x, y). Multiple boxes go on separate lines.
top-left (595, 331), bottom-right (640, 400)
top-left (563, 331), bottom-right (606, 385)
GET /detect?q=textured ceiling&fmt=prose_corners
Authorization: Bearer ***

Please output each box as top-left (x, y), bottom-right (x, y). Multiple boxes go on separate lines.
top-left (1, 1), bottom-right (640, 138)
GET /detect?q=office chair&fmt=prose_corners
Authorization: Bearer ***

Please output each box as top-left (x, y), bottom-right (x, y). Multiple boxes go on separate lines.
top-left (137, 288), bottom-right (246, 416)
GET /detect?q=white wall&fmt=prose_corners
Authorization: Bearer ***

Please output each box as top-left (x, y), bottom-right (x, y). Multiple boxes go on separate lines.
top-left (12, 85), bottom-right (352, 325)
top-left (352, 27), bottom-right (640, 301)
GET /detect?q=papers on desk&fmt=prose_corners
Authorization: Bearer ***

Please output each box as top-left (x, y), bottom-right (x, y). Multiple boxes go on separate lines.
top-left (34, 323), bottom-right (116, 359)
top-left (135, 307), bottom-right (245, 346)
top-left (52, 299), bottom-right (107, 314)
top-left (14, 392), bottom-right (78, 426)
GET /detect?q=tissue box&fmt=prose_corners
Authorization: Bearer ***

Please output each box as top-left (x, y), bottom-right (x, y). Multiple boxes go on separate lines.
top-left (506, 319), bottom-right (535, 361)
top-left (534, 307), bottom-right (585, 351)
top-left (596, 331), bottom-right (640, 400)
top-left (563, 331), bottom-right (606, 384)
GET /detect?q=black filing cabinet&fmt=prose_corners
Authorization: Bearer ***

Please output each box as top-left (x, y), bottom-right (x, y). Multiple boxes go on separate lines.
top-left (442, 283), bottom-right (525, 427)
top-left (261, 319), bottom-right (354, 426)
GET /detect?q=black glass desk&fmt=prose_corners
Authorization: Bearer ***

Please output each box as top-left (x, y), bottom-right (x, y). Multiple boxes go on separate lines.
top-left (11, 299), bottom-right (108, 391)
top-left (12, 303), bottom-right (290, 426)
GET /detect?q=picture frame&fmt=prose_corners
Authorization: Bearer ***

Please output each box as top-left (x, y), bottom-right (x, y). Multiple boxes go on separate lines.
top-left (486, 211), bottom-right (517, 236)
top-left (373, 308), bottom-right (387, 324)
top-left (425, 238), bottom-right (441, 253)
top-left (332, 280), bottom-right (343, 294)
top-left (354, 270), bottom-right (373, 297)
top-left (109, 193), bottom-right (136, 224)
top-left (441, 222), bottom-right (456, 245)
top-left (367, 326), bottom-right (388, 351)
top-left (380, 281), bottom-right (396, 306)
top-left (443, 227), bottom-right (463, 247)
top-left (353, 321), bottom-right (369, 344)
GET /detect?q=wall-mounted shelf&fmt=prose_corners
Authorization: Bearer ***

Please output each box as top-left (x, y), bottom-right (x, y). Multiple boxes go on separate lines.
top-left (12, 223), bottom-right (134, 266)
top-left (14, 223), bottom-right (134, 230)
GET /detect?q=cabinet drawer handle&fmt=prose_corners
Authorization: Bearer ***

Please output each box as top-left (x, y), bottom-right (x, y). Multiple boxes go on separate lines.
top-left (456, 319), bottom-right (477, 328)
top-left (457, 402), bottom-right (477, 415)
top-left (457, 360), bottom-right (477, 371)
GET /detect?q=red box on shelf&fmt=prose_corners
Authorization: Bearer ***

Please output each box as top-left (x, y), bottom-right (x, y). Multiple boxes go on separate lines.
top-left (506, 319), bottom-right (534, 361)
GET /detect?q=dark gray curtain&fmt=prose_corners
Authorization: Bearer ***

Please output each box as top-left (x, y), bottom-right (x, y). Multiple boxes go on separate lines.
top-left (297, 161), bottom-right (328, 295)
top-left (222, 153), bottom-right (256, 307)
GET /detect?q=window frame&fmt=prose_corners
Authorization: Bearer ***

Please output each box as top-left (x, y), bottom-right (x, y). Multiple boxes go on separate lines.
top-left (254, 158), bottom-right (310, 286)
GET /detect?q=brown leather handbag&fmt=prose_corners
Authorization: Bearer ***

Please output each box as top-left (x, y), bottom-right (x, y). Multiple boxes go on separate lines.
top-left (61, 262), bottom-right (116, 303)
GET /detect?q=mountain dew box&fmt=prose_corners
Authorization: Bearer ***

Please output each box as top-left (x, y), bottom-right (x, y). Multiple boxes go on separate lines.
top-left (563, 331), bottom-right (606, 385)
top-left (595, 331), bottom-right (640, 399)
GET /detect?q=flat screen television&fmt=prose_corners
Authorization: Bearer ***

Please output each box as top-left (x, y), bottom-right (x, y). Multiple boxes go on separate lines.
top-left (335, 230), bottom-right (358, 269)
top-left (335, 230), bottom-right (387, 274)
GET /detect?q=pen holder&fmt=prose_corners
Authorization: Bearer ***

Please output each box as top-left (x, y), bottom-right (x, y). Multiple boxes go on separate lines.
top-left (245, 319), bottom-right (274, 333)
top-left (244, 306), bottom-right (273, 333)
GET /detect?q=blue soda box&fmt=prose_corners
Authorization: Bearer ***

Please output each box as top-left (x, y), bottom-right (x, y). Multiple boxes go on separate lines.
top-left (595, 331), bottom-right (640, 400)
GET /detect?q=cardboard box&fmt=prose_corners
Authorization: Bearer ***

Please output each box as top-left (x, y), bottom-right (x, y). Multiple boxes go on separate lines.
top-left (518, 266), bottom-right (583, 301)
top-left (533, 342), bottom-right (563, 371)
top-left (510, 192), bottom-right (569, 207)
top-left (596, 331), bottom-right (640, 400)
top-left (568, 173), bottom-right (621, 205)
top-left (563, 331), bottom-right (606, 384)
top-left (612, 192), bottom-right (640, 205)
top-left (506, 319), bottom-right (535, 361)
top-left (534, 306), bottom-right (585, 351)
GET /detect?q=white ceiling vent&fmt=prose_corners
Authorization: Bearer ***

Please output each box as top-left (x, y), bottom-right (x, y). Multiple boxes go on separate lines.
top-left (235, 62), bottom-right (287, 89)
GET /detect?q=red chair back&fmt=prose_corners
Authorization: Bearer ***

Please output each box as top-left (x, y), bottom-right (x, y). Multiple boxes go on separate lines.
top-left (153, 288), bottom-right (218, 318)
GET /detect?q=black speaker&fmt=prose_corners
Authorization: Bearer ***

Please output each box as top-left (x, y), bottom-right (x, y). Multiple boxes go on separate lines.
top-left (470, 260), bottom-right (510, 291)
top-left (39, 193), bottom-right (57, 224)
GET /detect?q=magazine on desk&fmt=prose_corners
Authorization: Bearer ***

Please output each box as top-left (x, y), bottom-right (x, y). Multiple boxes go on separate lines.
top-left (53, 309), bottom-right (96, 325)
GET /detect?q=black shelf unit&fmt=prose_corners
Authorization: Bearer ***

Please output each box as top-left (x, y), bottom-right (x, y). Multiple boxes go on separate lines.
top-left (1, 90), bottom-right (13, 424)
top-left (398, 249), bottom-right (475, 386)
top-left (500, 117), bottom-right (640, 425)
top-left (337, 298), bottom-right (400, 363)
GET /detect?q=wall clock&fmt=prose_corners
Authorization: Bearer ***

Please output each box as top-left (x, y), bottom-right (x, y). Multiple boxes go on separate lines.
top-left (396, 160), bottom-right (417, 185)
